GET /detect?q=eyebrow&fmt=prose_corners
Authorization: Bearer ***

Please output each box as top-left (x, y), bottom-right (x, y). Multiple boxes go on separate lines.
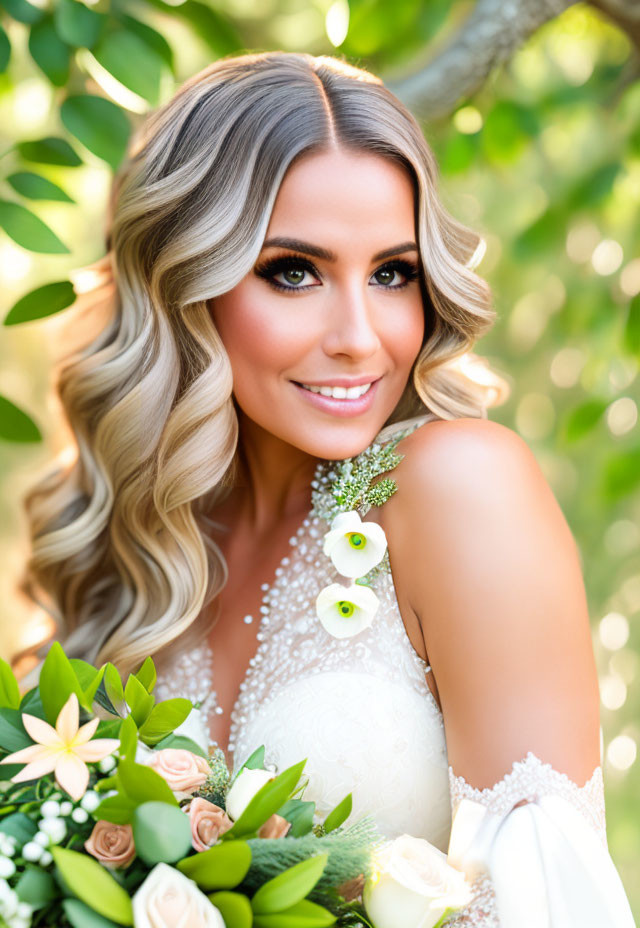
top-left (261, 237), bottom-right (419, 262)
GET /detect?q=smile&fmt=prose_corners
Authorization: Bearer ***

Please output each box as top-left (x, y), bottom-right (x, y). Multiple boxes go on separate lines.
top-left (299, 382), bottom-right (373, 399)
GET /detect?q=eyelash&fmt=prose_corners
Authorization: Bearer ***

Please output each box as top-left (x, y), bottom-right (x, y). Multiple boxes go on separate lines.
top-left (253, 254), bottom-right (421, 293)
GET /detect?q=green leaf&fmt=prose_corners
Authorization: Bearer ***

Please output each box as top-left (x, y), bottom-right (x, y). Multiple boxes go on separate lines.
top-left (0, 394), bottom-right (41, 442)
top-left (138, 698), bottom-right (191, 745)
top-left (134, 656), bottom-right (156, 693)
top-left (4, 280), bottom-right (76, 325)
top-left (623, 294), bottom-right (640, 356)
top-left (0, 658), bottom-right (20, 710)
top-left (17, 136), bottom-right (82, 167)
top-left (0, 0), bottom-right (44, 25)
top-left (61, 95), bottom-right (130, 171)
top-left (69, 659), bottom-right (100, 692)
top-left (51, 847), bottom-right (133, 925)
top-left (251, 854), bottom-right (328, 915)
top-left (323, 793), bottom-right (352, 833)
top-left (117, 759), bottom-right (179, 807)
top-left (0, 812), bottom-right (37, 844)
top-left (601, 445), bottom-right (640, 501)
top-left (19, 687), bottom-right (45, 719)
top-left (104, 663), bottom-right (126, 715)
top-left (132, 801), bottom-right (193, 865)
top-left (39, 640), bottom-right (88, 724)
top-left (225, 760), bottom-right (307, 839)
top-left (237, 745), bottom-right (266, 773)
top-left (252, 898), bottom-right (336, 928)
top-left (124, 674), bottom-right (154, 727)
top-left (154, 733), bottom-right (207, 759)
top-left (0, 24), bottom-right (11, 71)
top-left (208, 891), bottom-right (253, 928)
top-left (84, 664), bottom-right (106, 707)
top-left (0, 708), bottom-right (32, 753)
top-left (115, 14), bottom-right (173, 69)
top-left (54, 0), bottom-right (105, 49)
top-left (63, 899), bottom-right (121, 928)
top-left (28, 15), bottom-right (71, 85)
top-left (145, 0), bottom-right (242, 56)
top-left (93, 27), bottom-right (170, 105)
top-left (7, 171), bottom-right (75, 203)
top-left (562, 400), bottom-right (608, 443)
top-left (277, 799), bottom-right (315, 837)
top-left (93, 794), bottom-right (138, 826)
top-left (118, 714), bottom-right (137, 761)
top-left (0, 199), bottom-right (70, 253)
top-left (15, 866), bottom-right (57, 907)
top-left (177, 840), bottom-right (252, 891)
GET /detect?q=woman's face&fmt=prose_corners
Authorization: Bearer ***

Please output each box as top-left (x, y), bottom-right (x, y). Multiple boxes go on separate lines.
top-left (209, 146), bottom-right (426, 462)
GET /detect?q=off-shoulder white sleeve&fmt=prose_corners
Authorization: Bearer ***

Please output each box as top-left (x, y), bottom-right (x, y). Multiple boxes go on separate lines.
top-left (442, 752), bottom-right (636, 927)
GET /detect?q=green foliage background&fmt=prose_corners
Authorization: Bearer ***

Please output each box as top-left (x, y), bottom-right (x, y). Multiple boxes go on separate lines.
top-left (0, 0), bottom-right (638, 917)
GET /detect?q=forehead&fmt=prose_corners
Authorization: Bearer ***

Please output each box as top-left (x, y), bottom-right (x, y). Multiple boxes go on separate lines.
top-left (266, 147), bottom-right (417, 246)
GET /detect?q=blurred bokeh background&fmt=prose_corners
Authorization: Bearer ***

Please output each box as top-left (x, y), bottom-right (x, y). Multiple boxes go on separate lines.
top-left (0, 0), bottom-right (638, 914)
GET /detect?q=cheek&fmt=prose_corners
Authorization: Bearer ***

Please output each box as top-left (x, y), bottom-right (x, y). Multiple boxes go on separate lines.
top-left (384, 295), bottom-right (426, 369)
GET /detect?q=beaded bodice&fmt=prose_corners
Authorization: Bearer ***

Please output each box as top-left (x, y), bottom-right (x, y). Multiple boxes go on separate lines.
top-left (155, 414), bottom-right (611, 925)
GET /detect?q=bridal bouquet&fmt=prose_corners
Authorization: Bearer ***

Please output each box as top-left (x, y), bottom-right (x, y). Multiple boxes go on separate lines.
top-left (0, 644), bottom-right (471, 928)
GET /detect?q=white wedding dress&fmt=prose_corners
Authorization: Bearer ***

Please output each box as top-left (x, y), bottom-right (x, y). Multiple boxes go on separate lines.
top-left (155, 415), bottom-right (636, 927)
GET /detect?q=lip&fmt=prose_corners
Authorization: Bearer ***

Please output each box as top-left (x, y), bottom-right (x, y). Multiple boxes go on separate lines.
top-left (292, 377), bottom-right (382, 418)
top-left (293, 374), bottom-right (382, 388)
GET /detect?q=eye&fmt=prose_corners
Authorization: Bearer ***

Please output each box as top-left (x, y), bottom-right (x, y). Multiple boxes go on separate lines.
top-left (254, 256), bottom-right (320, 292)
top-left (371, 260), bottom-right (420, 289)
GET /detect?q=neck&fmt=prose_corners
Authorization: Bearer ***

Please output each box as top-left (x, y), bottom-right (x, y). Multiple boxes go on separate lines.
top-left (233, 411), bottom-right (321, 535)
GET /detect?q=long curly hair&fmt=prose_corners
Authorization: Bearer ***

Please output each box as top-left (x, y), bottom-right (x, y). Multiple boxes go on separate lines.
top-left (19, 51), bottom-right (509, 674)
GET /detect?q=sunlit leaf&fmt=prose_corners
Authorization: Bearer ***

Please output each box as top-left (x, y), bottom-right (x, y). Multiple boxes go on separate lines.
top-left (0, 199), bottom-right (70, 253)
top-left (54, 0), bottom-right (106, 49)
top-left (61, 94), bottom-right (130, 170)
top-left (0, 394), bottom-right (41, 443)
top-left (4, 280), bottom-right (76, 325)
top-left (17, 136), bottom-right (82, 167)
top-left (7, 171), bottom-right (75, 203)
top-left (0, 0), bottom-right (44, 25)
top-left (0, 23), bottom-right (10, 71)
top-left (623, 294), bottom-right (640, 357)
top-left (28, 15), bottom-right (71, 86)
top-left (92, 28), bottom-right (169, 105)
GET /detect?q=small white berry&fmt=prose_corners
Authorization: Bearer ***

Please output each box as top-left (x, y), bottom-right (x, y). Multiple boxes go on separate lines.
top-left (39, 850), bottom-right (53, 867)
top-left (21, 842), bottom-right (43, 862)
top-left (71, 808), bottom-right (89, 824)
top-left (80, 790), bottom-right (101, 812)
top-left (38, 817), bottom-right (66, 844)
top-left (0, 857), bottom-right (15, 879)
top-left (40, 800), bottom-right (61, 818)
top-left (98, 755), bottom-right (117, 773)
top-left (17, 902), bottom-right (33, 918)
top-left (34, 832), bottom-right (50, 848)
top-left (59, 801), bottom-right (73, 816)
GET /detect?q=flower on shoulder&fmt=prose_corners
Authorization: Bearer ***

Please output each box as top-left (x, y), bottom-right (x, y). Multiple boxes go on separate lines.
top-left (315, 581), bottom-right (380, 639)
top-left (0, 693), bottom-right (119, 801)
top-left (322, 510), bottom-right (387, 579)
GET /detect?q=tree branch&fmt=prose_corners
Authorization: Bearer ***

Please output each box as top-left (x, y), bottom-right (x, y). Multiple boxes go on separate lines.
top-left (385, 0), bottom-right (578, 120)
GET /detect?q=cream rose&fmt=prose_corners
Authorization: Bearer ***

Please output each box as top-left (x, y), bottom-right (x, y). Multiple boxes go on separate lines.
top-left (132, 862), bottom-right (225, 928)
top-left (186, 798), bottom-right (233, 852)
top-left (362, 834), bottom-right (472, 928)
top-left (84, 821), bottom-right (135, 870)
top-left (147, 749), bottom-right (210, 799)
top-left (225, 767), bottom-right (275, 822)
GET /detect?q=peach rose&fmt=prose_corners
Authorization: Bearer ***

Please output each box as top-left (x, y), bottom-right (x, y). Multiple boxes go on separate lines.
top-left (147, 749), bottom-right (210, 798)
top-left (258, 813), bottom-right (291, 839)
top-left (84, 821), bottom-right (135, 869)
top-left (133, 863), bottom-right (225, 928)
top-left (186, 798), bottom-right (233, 852)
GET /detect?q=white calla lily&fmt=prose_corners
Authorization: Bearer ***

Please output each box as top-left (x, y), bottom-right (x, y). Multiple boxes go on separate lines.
top-left (322, 510), bottom-right (388, 578)
top-left (315, 582), bottom-right (379, 639)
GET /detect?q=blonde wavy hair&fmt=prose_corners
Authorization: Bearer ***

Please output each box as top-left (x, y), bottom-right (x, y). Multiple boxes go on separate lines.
top-left (19, 51), bottom-right (510, 675)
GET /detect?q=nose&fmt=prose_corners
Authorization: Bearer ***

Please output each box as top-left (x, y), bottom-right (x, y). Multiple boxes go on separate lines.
top-left (321, 283), bottom-right (382, 361)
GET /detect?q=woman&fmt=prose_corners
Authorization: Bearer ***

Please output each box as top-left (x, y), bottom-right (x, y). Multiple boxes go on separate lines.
top-left (20, 52), bottom-right (635, 926)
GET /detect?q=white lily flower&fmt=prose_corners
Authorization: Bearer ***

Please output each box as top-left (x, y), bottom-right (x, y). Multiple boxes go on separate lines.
top-left (323, 510), bottom-right (387, 578)
top-left (315, 582), bottom-right (380, 639)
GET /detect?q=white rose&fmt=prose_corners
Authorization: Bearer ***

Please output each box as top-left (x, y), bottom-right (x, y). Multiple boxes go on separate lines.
top-left (132, 862), bottom-right (225, 928)
top-left (363, 834), bottom-right (472, 928)
top-left (315, 582), bottom-right (379, 639)
top-left (322, 510), bottom-right (387, 578)
top-left (225, 767), bottom-right (275, 822)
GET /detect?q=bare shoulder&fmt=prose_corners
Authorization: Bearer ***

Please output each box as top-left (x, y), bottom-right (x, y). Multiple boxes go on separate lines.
top-left (381, 416), bottom-right (601, 787)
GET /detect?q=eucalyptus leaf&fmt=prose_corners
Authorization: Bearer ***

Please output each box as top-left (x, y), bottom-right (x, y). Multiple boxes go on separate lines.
top-left (0, 395), bottom-right (41, 442)
top-left (132, 801), bottom-right (192, 865)
top-left (277, 799), bottom-right (315, 837)
top-left (15, 867), bottom-right (57, 908)
top-left (0, 812), bottom-right (37, 844)
top-left (0, 199), bottom-right (70, 253)
top-left (63, 899), bottom-right (121, 928)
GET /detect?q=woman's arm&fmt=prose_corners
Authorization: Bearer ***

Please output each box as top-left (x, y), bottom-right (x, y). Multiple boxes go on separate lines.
top-left (382, 417), bottom-right (635, 927)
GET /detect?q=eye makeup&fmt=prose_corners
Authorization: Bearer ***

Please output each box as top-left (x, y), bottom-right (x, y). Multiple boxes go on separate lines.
top-left (253, 252), bottom-right (422, 294)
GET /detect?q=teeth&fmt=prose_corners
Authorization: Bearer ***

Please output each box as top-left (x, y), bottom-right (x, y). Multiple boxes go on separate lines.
top-left (301, 382), bottom-right (373, 399)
